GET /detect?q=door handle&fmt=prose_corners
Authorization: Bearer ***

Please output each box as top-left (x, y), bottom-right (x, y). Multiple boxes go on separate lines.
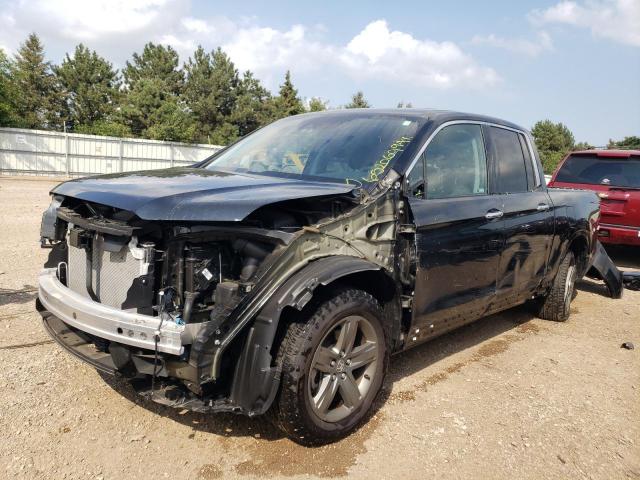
top-left (485, 209), bottom-right (504, 220)
top-left (537, 203), bottom-right (550, 212)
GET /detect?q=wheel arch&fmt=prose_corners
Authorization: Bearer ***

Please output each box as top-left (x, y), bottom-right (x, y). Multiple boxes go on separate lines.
top-left (227, 256), bottom-right (401, 415)
top-left (567, 232), bottom-right (590, 276)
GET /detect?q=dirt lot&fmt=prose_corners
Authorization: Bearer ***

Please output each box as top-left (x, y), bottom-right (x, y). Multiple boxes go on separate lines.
top-left (0, 175), bottom-right (638, 480)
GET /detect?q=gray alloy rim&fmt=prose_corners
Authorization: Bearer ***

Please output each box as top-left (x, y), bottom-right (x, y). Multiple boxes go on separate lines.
top-left (564, 263), bottom-right (576, 307)
top-left (307, 315), bottom-right (379, 423)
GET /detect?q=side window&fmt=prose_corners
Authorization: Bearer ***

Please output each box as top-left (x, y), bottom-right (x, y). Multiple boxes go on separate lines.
top-left (518, 133), bottom-right (536, 190)
top-left (491, 127), bottom-right (528, 193)
top-left (424, 124), bottom-right (488, 199)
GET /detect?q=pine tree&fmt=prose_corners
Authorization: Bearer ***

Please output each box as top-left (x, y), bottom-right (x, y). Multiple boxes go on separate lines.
top-left (231, 70), bottom-right (274, 137)
top-left (183, 47), bottom-right (240, 144)
top-left (345, 91), bottom-right (370, 109)
top-left (0, 49), bottom-right (17, 126)
top-left (56, 44), bottom-right (120, 131)
top-left (123, 43), bottom-right (183, 94)
top-left (274, 70), bottom-right (304, 118)
top-left (119, 76), bottom-right (194, 142)
top-left (11, 33), bottom-right (65, 129)
top-left (120, 43), bottom-right (193, 141)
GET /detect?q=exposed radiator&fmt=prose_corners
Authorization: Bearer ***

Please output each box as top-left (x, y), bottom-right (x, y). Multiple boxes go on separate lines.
top-left (67, 236), bottom-right (149, 310)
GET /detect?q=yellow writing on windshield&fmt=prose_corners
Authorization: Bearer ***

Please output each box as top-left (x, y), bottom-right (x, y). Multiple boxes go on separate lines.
top-left (362, 136), bottom-right (413, 183)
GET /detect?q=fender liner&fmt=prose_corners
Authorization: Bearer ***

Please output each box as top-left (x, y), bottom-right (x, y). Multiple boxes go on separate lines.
top-left (227, 256), bottom-right (387, 415)
top-left (586, 241), bottom-right (623, 298)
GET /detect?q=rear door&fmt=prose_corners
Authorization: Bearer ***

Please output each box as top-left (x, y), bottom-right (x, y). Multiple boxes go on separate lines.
top-left (406, 123), bottom-right (503, 342)
top-left (486, 126), bottom-right (555, 304)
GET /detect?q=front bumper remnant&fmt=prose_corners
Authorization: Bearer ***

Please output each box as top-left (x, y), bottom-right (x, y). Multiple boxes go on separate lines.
top-left (38, 268), bottom-right (185, 355)
top-left (38, 304), bottom-right (118, 375)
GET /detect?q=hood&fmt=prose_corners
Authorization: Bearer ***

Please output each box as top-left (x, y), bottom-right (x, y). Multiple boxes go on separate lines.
top-left (52, 167), bottom-right (357, 222)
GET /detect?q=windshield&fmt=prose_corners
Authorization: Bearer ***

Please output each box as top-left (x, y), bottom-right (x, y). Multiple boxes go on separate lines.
top-left (555, 154), bottom-right (640, 188)
top-left (203, 113), bottom-right (422, 186)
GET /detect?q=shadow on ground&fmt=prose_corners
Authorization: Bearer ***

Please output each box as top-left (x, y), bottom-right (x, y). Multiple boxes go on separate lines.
top-left (97, 303), bottom-right (542, 477)
top-left (0, 285), bottom-right (38, 306)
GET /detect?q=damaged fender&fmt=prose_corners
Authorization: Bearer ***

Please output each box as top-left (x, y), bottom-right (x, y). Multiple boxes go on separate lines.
top-left (228, 256), bottom-right (389, 415)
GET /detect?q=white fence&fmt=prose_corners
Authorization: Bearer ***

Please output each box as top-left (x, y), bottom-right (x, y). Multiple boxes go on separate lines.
top-left (0, 127), bottom-right (223, 176)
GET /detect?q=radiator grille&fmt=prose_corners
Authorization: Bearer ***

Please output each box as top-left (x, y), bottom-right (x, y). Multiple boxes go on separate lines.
top-left (67, 239), bottom-right (144, 309)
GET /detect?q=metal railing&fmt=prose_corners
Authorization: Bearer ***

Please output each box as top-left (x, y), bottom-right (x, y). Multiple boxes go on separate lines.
top-left (0, 127), bottom-right (223, 177)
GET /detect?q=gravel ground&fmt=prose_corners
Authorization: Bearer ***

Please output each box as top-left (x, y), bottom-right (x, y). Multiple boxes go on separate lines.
top-left (0, 175), bottom-right (639, 480)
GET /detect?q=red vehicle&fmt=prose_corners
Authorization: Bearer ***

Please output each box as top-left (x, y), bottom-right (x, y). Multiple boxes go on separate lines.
top-left (549, 150), bottom-right (640, 246)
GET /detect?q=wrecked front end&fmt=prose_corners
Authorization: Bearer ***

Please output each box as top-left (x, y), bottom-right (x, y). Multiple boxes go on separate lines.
top-left (37, 176), bottom-right (401, 415)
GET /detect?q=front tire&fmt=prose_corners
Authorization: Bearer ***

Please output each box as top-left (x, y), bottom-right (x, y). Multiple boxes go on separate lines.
top-left (536, 251), bottom-right (577, 321)
top-left (272, 289), bottom-right (387, 445)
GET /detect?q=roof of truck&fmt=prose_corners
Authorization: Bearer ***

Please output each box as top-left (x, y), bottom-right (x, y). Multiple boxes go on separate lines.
top-left (298, 108), bottom-right (528, 133)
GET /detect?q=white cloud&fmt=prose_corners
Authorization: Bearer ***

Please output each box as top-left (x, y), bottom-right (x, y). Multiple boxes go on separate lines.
top-left (181, 17), bottom-right (211, 34)
top-left (222, 24), bottom-right (335, 76)
top-left (340, 20), bottom-right (500, 88)
top-left (0, 2), bottom-right (499, 90)
top-left (27, 0), bottom-right (181, 40)
top-left (530, 0), bottom-right (640, 47)
top-left (0, 0), bottom-right (189, 63)
top-left (471, 31), bottom-right (553, 57)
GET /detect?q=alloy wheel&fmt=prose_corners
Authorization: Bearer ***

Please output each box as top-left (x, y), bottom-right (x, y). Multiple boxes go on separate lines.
top-left (307, 315), bottom-right (379, 423)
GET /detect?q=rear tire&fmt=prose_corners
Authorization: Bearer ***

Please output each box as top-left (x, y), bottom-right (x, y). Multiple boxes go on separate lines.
top-left (536, 251), bottom-right (577, 322)
top-left (271, 289), bottom-right (387, 445)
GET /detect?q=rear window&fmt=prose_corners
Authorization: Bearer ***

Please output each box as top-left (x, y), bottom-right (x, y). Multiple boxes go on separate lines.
top-left (491, 127), bottom-right (528, 194)
top-left (555, 154), bottom-right (640, 188)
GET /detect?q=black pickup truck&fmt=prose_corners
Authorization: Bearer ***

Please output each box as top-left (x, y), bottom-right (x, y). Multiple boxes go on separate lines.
top-left (37, 110), bottom-right (622, 444)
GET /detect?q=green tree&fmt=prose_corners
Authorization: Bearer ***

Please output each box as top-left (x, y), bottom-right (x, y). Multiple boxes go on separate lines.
top-left (74, 119), bottom-right (131, 137)
top-left (608, 136), bottom-right (640, 150)
top-left (55, 44), bottom-right (120, 130)
top-left (123, 43), bottom-right (183, 94)
top-left (120, 43), bottom-right (193, 141)
top-left (144, 99), bottom-right (197, 142)
top-left (274, 70), bottom-right (304, 118)
top-left (119, 77), bottom-right (194, 141)
top-left (396, 101), bottom-right (413, 108)
top-left (345, 91), bottom-right (370, 109)
top-left (531, 120), bottom-right (575, 173)
top-left (308, 97), bottom-right (328, 112)
top-left (0, 49), bottom-right (17, 126)
top-left (573, 141), bottom-right (594, 151)
top-left (183, 47), bottom-right (240, 144)
top-left (232, 70), bottom-right (274, 138)
top-left (10, 33), bottom-right (65, 129)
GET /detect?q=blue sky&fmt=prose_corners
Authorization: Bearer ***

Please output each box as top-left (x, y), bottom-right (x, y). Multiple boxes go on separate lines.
top-left (1, 0), bottom-right (638, 145)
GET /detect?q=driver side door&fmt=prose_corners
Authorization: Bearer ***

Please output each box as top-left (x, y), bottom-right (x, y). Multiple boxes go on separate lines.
top-left (405, 123), bottom-right (504, 345)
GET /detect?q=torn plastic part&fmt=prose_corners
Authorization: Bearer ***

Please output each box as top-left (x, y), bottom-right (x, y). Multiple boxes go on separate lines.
top-left (127, 237), bottom-right (154, 275)
top-left (586, 241), bottom-right (624, 298)
top-left (40, 195), bottom-right (65, 245)
top-left (622, 271), bottom-right (640, 291)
